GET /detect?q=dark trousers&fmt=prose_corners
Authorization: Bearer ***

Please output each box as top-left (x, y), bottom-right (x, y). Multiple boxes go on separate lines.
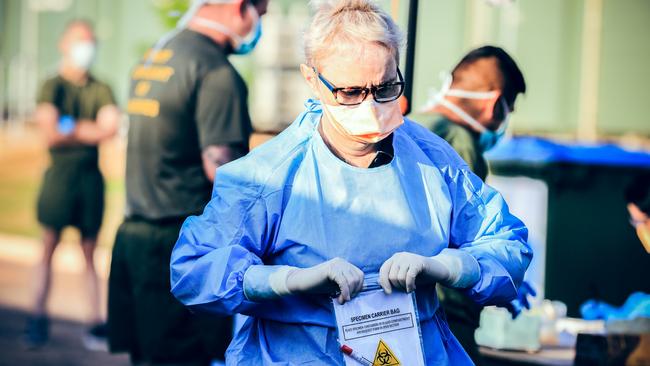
top-left (438, 286), bottom-right (484, 366)
top-left (108, 217), bottom-right (232, 365)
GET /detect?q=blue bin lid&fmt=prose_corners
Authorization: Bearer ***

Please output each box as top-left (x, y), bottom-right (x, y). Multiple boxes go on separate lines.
top-left (485, 137), bottom-right (650, 168)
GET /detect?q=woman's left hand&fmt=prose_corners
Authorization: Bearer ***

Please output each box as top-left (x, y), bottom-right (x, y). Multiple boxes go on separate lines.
top-left (379, 252), bottom-right (449, 294)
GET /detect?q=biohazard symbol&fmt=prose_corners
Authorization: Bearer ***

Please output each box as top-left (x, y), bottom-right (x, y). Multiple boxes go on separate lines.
top-left (372, 339), bottom-right (401, 366)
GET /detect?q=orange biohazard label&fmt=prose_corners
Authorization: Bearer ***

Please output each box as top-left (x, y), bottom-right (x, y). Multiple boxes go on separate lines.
top-left (372, 339), bottom-right (401, 366)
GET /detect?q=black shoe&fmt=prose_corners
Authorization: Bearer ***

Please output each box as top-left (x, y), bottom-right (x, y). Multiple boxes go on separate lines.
top-left (82, 322), bottom-right (108, 351)
top-left (24, 316), bottom-right (49, 349)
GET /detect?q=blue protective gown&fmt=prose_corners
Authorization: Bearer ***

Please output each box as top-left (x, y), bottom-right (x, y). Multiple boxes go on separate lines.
top-left (170, 100), bottom-right (532, 365)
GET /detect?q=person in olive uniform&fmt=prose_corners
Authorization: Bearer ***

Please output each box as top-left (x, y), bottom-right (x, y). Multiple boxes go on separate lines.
top-left (428, 45), bottom-right (526, 364)
top-left (27, 20), bottom-right (120, 348)
top-left (107, 0), bottom-right (269, 364)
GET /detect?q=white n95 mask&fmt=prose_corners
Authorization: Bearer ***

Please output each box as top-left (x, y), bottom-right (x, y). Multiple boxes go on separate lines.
top-left (70, 41), bottom-right (96, 70)
top-left (421, 72), bottom-right (510, 151)
top-left (322, 99), bottom-right (404, 144)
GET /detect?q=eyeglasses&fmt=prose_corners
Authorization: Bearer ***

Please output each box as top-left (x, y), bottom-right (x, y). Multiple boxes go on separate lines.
top-left (314, 67), bottom-right (405, 106)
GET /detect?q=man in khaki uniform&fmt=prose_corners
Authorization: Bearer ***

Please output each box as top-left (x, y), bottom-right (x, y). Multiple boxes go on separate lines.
top-left (429, 45), bottom-right (527, 365)
top-left (108, 1), bottom-right (269, 364)
top-left (27, 20), bottom-right (120, 348)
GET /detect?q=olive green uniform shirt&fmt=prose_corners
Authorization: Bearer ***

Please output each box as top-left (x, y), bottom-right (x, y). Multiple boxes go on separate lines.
top-left (36, 74), bottom-right (115, 235)
top-left (125, 30), bottom-right (253, 221)
top-left (37, 74), bottom-right (116, 163)
top-left (431, 117), bottom-right (488, 181)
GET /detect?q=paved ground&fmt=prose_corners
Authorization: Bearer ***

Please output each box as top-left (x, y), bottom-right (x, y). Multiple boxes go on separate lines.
top-left (0, 306), bottom-right (129, 366)
top-left (0, 127), bottom-right (276, 365)
top-left (0, 123), bottom-right (130, 365)
top-left (0, 233), bottom-right (126, 365)
top-left (0, 234), bottom-right (111, 322)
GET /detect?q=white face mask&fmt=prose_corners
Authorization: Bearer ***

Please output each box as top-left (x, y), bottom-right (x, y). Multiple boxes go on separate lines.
top-left (422, 72), bottom-right (499, 132)
top-left (69, 41), bottom-right (96, 70)
top-left (322, 99), bottom-right (404, 144)
top-left (421, 72), bottom-right (511, 150)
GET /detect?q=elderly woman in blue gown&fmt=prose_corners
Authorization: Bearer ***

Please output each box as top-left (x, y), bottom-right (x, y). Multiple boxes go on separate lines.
top-left (170, 0), bottom-right (532, 364)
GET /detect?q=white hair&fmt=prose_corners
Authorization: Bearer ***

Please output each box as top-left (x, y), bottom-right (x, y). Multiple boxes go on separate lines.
top-left (304, 0), bottom-right (405, 68)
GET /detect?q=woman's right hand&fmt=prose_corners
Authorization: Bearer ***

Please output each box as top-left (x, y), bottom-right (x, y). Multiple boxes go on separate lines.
top-left (286, 257), bottom-right (364, 304)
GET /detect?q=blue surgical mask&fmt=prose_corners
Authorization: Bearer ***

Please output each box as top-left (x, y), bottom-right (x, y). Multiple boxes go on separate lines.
top-left (476, 98), bottom-right (511, 151)
top-left (192, 4), bottom-right (262, 55)
top-left (233, 7), bottom-right (262, 55)
top-left (145, 0), bottom-right (262, 66)
top-left (478, 114), bottom-right (509, 151)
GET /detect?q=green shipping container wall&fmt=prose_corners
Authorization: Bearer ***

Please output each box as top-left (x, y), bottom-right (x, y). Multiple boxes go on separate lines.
top-left (487, 137), bottom-right (650, 317)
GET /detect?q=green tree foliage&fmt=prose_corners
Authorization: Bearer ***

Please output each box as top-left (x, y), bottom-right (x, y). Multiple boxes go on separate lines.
top-left (153, 0), bottom-right (190, 30)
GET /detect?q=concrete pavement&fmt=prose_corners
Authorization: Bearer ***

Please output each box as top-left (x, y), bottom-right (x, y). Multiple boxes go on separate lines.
top-left (0, 233), bottom-right (128, 365)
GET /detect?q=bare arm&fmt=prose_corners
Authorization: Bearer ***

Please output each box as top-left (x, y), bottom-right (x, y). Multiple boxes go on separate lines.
top-left (202, 145), bottom-right (245, 182)
top-left (36, 103), bottom-right (120, 147)
top-left (73, 104), bottom-right (121, 145)
top-left (35, 103), bottom-right (77, 147)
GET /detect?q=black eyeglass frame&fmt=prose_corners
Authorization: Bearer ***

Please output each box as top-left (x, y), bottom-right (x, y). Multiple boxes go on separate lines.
top-left (314, 67), bottom-right (405, 106)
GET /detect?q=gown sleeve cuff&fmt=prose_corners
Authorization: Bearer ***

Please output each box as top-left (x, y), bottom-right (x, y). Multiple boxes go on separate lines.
top-left (432, 248), bottom-right (481, 289)
top-left (243, 265), bottom-right (296, 301)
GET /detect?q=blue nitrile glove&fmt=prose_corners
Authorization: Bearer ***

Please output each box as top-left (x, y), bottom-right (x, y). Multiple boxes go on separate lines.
top-left (581, 292), bottom-right (650, 321)
top-left (504, 281), bottom-right (537, 319)
top-left (58, 115), bottom-right (76, 135)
